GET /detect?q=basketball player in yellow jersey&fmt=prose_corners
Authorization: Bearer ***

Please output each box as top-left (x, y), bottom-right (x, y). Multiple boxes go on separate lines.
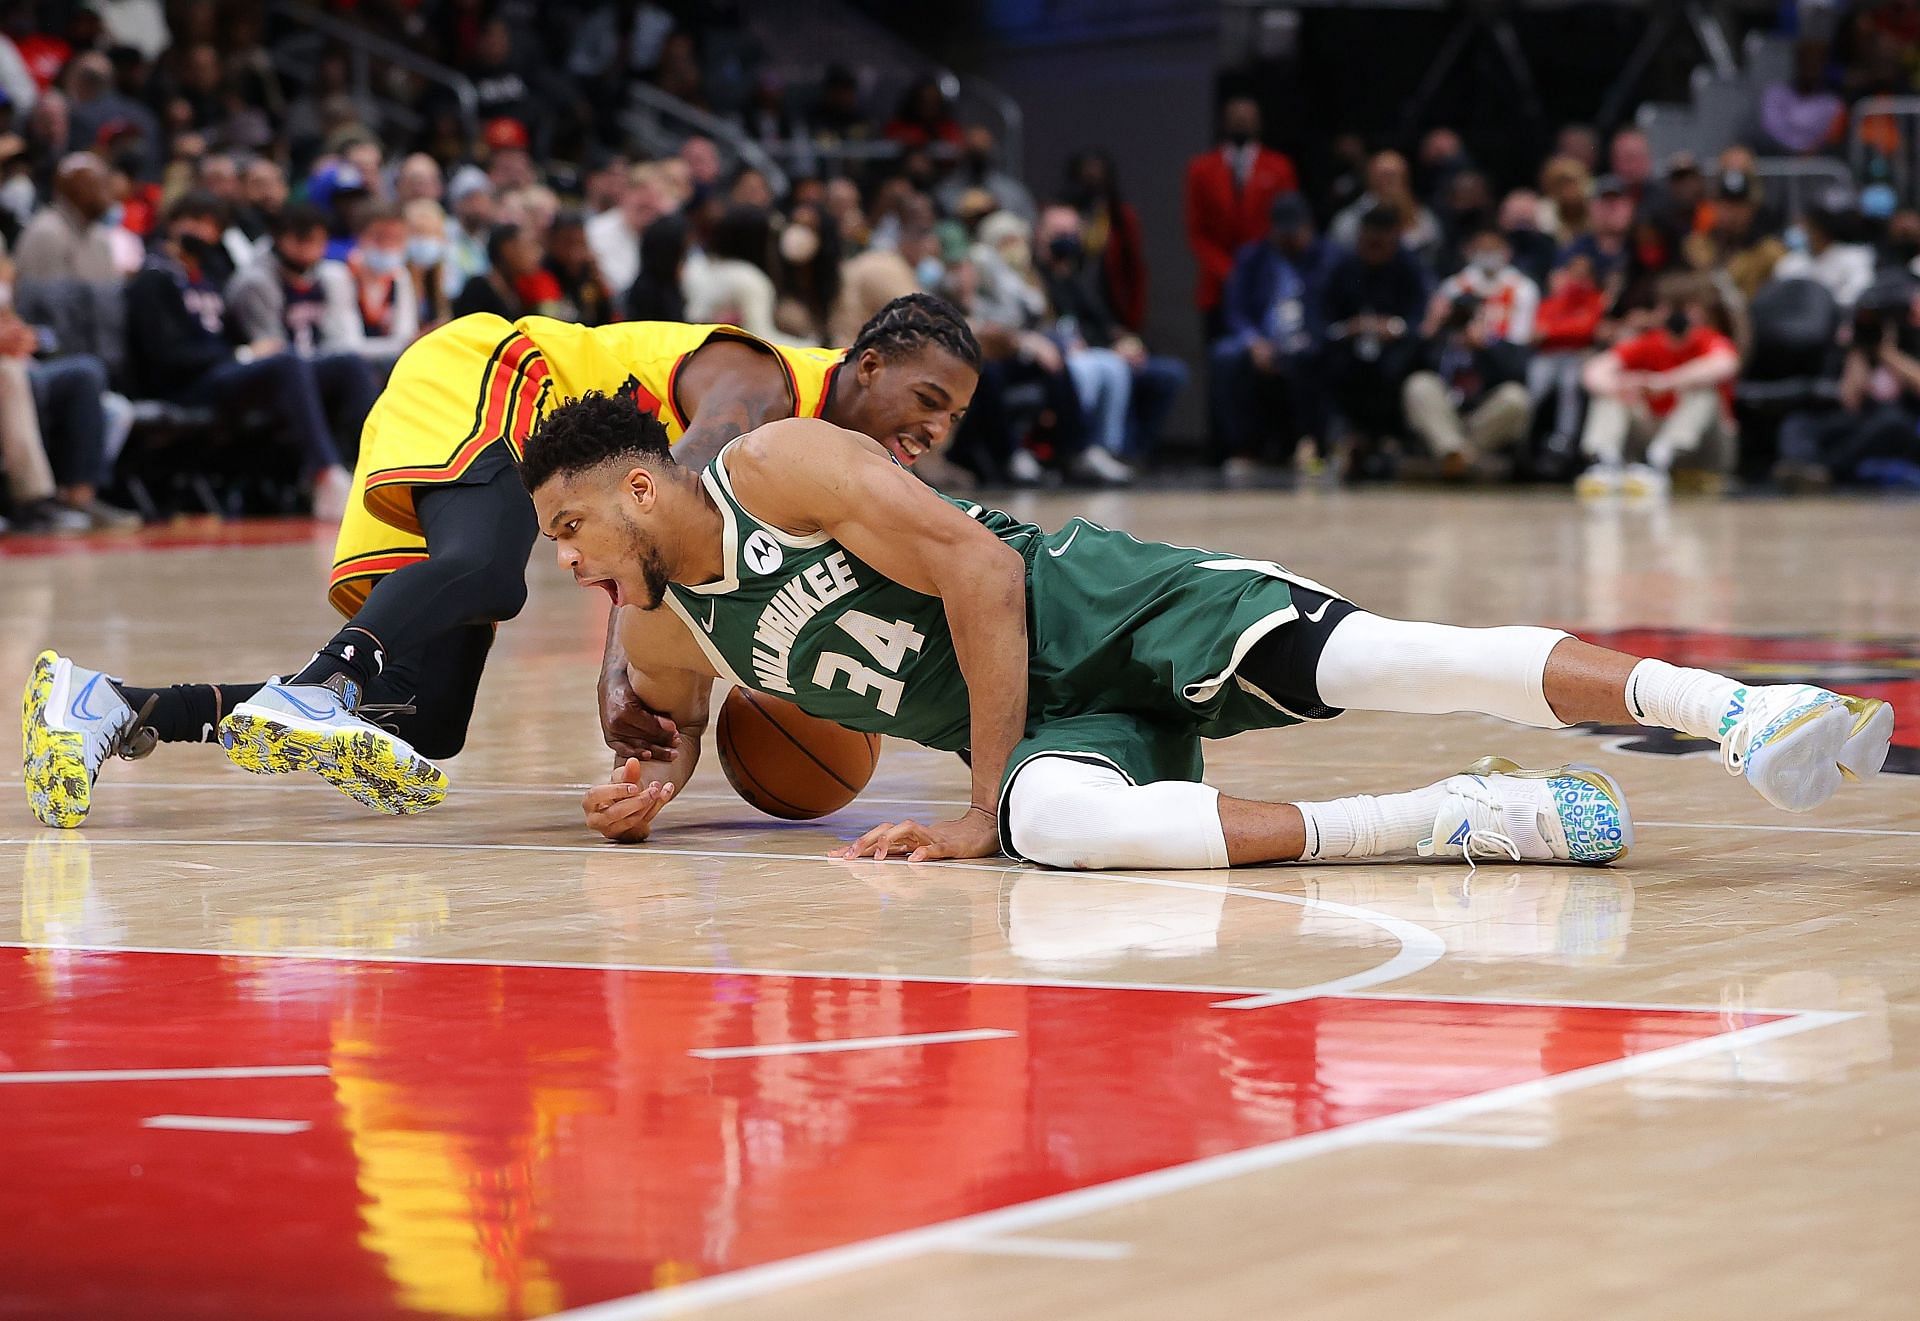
top-left (22, 294), bottom-right (981, 827)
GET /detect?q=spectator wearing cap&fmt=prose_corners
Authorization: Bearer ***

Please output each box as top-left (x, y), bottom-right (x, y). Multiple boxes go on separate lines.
top-left (14, 151), bottom-right (115, 283)
top-left (1775, 203), bottom-right (1876, 309)
top-left (1210, 192), bottom-right (1336, 478)
top-left (444, 166), bottom-right (495, 298)
top-left (126, 190), bottom-right (354, 518)
top-left (1761, 38), bottom-right (1847, 156)
top-left (1402, 225), bottom-right (1538, 478)
top-left (482, 116), bottom-right (535, 192)
top-left (1321, 204), bottom-right (1432, 457)
top-left (586, 161), bottom-right (666, 298)
top-left (1651, 154), bottom-right (1708, 249)
top-left (1329, 150), bottom-right (1443, 266)
top-left (1184, 96), bottom-right (1299, 338)
top-left (1694, 169), bottom-right (1785, 301)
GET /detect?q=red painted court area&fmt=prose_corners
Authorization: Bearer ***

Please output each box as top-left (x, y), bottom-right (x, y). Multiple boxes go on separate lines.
top-left (0, 948), bottom-right (1775, 1320)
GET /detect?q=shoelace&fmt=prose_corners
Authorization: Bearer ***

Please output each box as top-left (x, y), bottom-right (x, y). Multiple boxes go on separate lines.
top-left (1451, 781), bottom-right (1523, 873)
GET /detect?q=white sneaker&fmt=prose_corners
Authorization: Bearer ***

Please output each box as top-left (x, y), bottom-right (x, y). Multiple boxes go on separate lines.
top-left (312, 466), bottom-right (353, 524)
top-left (1418, 756), bottom-right (1632, 866)
top-left (1006, 448), bottom-right (1045, 487)
top-left (220, 677), bottom-right (447, 815)
top-left (1720, 684), bottom-right (1893, 812)
top-left (1073, 445), bottom-right (1135, 486)
top-left (1574, 465), bottom-right (1622, 500)
top-left (21, 651), bottom-right (155, 828)
top-left (1620, 463), bottom-right (1670, 501)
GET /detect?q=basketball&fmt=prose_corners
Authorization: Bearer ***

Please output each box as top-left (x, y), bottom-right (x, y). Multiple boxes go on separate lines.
top-left (715, 688), bottom-right (881, 820)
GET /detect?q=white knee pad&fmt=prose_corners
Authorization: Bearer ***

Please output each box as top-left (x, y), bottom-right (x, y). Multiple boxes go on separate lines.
top-left (1315, 612), bottom-right (1570, 729)
top-left (1004, 756), bottom-right (1229, 871)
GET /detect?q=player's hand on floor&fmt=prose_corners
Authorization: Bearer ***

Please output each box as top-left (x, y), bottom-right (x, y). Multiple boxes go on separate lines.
top-left (830, 809), bottom-right (1001, 863)
top-left (601, 666), bottom-right (679, 761)
top-left (584, 758), bottom-right (677, 843)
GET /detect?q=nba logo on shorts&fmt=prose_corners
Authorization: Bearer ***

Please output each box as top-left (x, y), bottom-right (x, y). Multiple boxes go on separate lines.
top-left (744, 530), bottom-right (784, 576)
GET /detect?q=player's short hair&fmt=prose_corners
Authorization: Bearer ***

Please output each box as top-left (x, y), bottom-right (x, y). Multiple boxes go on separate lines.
top-left (520, 386), bottom-right (674, 493)
top-left (849, 292), bottom-right (982, 372)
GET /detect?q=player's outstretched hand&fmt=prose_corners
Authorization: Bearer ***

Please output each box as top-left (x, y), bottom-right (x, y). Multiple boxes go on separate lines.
top-left (584, 758), bottom-right (677, 843)
top-left (830, 809), bottom-right (1000, 864)
top-left (601, 665), bottom-right (679, 761)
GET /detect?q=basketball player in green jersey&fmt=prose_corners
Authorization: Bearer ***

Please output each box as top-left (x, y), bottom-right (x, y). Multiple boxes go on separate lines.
top-left (521, 390), bottom-right (1893, 871)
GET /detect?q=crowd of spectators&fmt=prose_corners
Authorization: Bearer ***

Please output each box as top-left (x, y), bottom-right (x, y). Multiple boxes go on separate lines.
top-left (4, 2), bottom-right (1919, 536)
top-left (0, 0), bottom-right (1197, 538)
top-left (1192, 60), bottom-right (1920, 495)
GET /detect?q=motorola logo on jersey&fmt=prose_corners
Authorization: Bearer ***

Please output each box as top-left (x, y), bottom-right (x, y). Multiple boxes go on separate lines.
top-left (744, 530), bottom-right (785, 576)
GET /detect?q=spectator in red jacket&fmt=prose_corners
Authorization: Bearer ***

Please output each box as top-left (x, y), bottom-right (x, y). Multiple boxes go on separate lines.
top-left (1184, 96), bottom-right (1298, 336)
top-left (1529, 252), bottom-right (1608, 461)
top-left (1067, 149), bottom-right (1149, 333)
top-left (884, 77), bottom-right (962, 150)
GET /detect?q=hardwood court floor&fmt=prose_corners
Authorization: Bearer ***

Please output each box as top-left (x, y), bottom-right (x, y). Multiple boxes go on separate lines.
top-left (3, 489), bottom-right (1917, 1321)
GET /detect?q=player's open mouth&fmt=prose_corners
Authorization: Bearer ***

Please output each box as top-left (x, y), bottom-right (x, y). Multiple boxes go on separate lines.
top-left (578, 575), bottom-right (622, 606)
top-left (889, 433), bottom-right (927, 464)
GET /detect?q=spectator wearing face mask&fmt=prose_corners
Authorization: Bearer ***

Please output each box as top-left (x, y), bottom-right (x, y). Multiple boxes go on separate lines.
top-left (126, 190), bottom-right (353, 518)
top-left (401, 198), bottom-right (451, 329)
top-left (444, 166), bottom-right (495, 299)
top-left (1402, 226), bottom-right (1538, 479)
top-left (1184, 96), bottom-right (1298, 339)
top-left (1037, 203), bottom-right (1188, 480)
top-left (1575, 273), bottom-right (1739, 500)
top-left (1774, 203), bottom-right (1876, 310)
top-left (341, 204), bottom-right (419, 370)
top-left (772, 204), bottom-right (842, 346)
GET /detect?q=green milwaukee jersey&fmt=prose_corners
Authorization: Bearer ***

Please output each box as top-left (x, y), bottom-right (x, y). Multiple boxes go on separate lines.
top-left (665, 444), bottom-right (1332, 792)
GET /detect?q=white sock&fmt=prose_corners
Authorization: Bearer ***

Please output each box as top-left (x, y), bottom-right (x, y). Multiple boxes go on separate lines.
top-left (1296, 784), bottom-right (1450, 860)
top-left (1625, 658), bottom-right (1747, 743)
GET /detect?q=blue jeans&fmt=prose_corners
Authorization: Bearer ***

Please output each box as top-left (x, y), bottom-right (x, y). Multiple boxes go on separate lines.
top-left (28, 354), bottom-right (110, 488)
top-left (175, 351), bottom-right (354, 479)
top-left (1066, 347), bottom-right (1131, 455)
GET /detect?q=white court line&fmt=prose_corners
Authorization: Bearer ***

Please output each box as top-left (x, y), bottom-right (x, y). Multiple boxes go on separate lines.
top-left (1385, 1131), bottom-right (1550, 1150)
top-left (1637, 820), bottom-right (1920, 839)
top-left (691, 1028), bottom-right (1017, 1060)
top-left (547, 1010), bottom-right (1853, 1320)
top-left (0, 839), bottom-right (1447, 1008)
top-left (1333, 989), bottom-right (1822, 1017)
top-left (944, 1237), bottom-right (1134, 1262)
top-left (0, 779), bottom-right (969, 809)
top-left (142, 1115), bottom-right (312, 1135)
top-left (0, 1065), bottom-right (329, 1085)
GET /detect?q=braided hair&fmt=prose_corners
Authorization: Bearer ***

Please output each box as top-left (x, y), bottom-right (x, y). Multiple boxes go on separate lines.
top-left (519, 384), bottom-right (674, 493)
top-left (849, 292), bottom-right (982, 371)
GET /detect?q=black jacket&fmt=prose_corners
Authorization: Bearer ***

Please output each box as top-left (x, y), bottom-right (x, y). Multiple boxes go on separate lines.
top-left (124, 252), bottom-right (236, 399)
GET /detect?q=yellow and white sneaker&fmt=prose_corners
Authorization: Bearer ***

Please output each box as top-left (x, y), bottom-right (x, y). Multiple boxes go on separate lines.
top-left (1722, 684), bottom-right (1893, 812)
top-left (21, 650), bottom-right (155, 828)
top-left (1619, 462), bottom-right (1670, 501)
top-left (1418, 756), bottom-right (1632, 866)
top-left (219, 676), bottom-right (447, 815)
top-left (1574, 464), bottom-right (1622, 500)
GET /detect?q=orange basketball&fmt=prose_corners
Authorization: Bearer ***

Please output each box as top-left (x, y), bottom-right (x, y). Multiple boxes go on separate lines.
top-left (714, 688), bottom-right (881, 820)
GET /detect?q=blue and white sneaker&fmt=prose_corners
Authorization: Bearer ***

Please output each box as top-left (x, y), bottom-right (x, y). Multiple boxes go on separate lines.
top-left (21, 650), bottom-right (155, 828)
top-left (1418, 756), bottom-right (1632, 867)
top-left (1721, 683), bottom-right (1893, 813)
top-left (219, 676), bottom-right (447, 815)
